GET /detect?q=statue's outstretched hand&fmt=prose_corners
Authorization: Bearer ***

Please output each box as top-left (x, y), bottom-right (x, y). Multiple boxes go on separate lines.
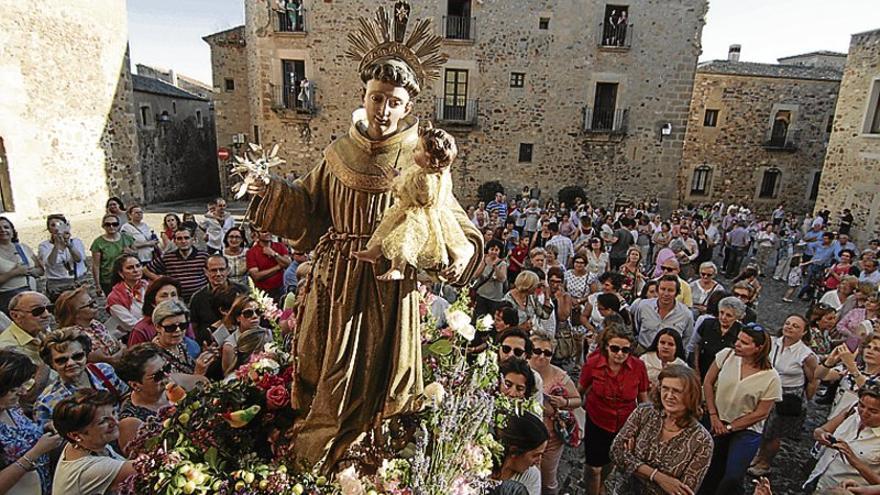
top-left (247, 177), bottom-right (269, 197)
top-left (440, 259), bottom-right (467, 282)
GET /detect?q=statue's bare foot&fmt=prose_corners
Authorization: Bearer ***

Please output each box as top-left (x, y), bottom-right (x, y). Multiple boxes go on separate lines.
top-left (353, 246), bottom-right (381, 264)
top-left (377, 269), bottom-right (405, 281)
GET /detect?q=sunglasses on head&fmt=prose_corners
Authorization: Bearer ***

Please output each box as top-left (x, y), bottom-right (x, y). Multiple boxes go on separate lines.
top-left (501, 345), bottom-right (526, 357)
top-left (160, 321), bottom-right (189, 333)
top-left (533, 348), bottom-right (554, 358)
top-left (151, 362), bottom-right (173, 382)
top-left (54, 351), bottom-right (86, 366)
top-left (608, 344), bottom-right (632, 355)
top-left (241, 309), bottom-right (262, 319)
top-left (744, 322), bottom-right (767, 333)
top-left (78, 300), bottom-right (98, 310)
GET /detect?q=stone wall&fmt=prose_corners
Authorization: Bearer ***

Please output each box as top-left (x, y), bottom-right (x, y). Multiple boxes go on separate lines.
top-left (203, 27), bottom-right (252, 195)
top-left (0, 0), bottom-right (142, 221)
top-left (680, 69), bottom-right (840, 215)
top-left (133, 91), bottom-right (219, 204)
top-left (135, 64), bottom-right (213, 99)
top-left (216, 0), bottom-right (707, 208)
top-left (815, 29), bottom-right (880, 243)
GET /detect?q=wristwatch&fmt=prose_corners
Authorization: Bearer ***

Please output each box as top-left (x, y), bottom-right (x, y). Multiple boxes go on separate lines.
top-left (725, 423), bottom-right (733, 432)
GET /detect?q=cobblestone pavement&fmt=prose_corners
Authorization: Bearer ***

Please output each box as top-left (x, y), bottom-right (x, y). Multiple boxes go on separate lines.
top-left (557, 270), bottom-right (827, 495)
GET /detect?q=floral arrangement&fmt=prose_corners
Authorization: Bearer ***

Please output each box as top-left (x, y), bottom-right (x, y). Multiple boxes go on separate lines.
top-left (124, 287), bottom-right (517, 495)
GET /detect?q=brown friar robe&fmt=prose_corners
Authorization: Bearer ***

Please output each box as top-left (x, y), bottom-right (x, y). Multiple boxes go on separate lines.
top-left (247, 110), bottom-right (483, 470)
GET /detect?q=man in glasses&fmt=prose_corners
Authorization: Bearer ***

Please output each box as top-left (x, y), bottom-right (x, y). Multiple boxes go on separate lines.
top-left (497, 327), bottom-right (544, 408)
top-left (189, 255), bottom-right (245, 344)
top-left (0, 291), bottom-right (55, 410)
top-left (732, 282), bottom-right (758, 324)
top-left (632, 275), bottom-right (694, 354)
top-left (144, 227), bottom-right (209, 302)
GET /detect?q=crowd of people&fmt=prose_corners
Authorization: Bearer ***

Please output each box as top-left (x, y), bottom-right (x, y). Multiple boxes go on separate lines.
top-left (467, 193), bottom-right (880, 495)
top-left (0, 191), bottom-right (879, 495)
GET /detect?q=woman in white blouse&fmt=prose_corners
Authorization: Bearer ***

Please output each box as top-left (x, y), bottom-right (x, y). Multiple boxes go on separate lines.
top-left (748, 314), bottom-right (818, 476)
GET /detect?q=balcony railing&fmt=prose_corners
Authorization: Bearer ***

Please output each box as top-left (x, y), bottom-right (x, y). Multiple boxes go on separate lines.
top-left (444, 15), bottom-right (475, 41)
top-left (598, 21), bottom-right (632, 49)
top-left (275, 8), bottom-right (306, 33)
top-left (583, 107), bottom-right (627, 133)
top-left (435, 97), bottom-right (479, 126)
top-left (763, 129), bottom-right (800, 151)
top-left (272, 83), bottom-right (316, 115)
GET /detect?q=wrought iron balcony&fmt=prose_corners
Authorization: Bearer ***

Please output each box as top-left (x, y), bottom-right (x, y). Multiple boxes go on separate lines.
top-left (598, 22), bottom-right (632, 49)
top-left (275, 8), bottom-right (307, 33)
top-left (583, 107), bottom-right (627, 133)
top-left (434, 97), bottom-right (478, 126)
top-left (443, 15), bottom-right (475, 41)
top-left (271, 83), bottom-right (315, 115)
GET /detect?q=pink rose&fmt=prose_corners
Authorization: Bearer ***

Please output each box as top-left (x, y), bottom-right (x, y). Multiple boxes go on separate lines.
top-left (266, 385), bottom-right (290, 410)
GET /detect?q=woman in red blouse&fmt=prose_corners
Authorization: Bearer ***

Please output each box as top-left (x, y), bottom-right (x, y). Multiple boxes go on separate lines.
top-left (578, 324), bottom-right (649, 495)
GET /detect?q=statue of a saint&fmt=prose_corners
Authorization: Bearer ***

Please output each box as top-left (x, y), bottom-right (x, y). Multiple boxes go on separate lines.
top-left (246, 1), bottom-right (483, 471)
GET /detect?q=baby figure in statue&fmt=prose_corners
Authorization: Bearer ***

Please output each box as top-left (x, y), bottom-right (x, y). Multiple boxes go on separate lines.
top-left (354, 123), bottom-right (474, 281)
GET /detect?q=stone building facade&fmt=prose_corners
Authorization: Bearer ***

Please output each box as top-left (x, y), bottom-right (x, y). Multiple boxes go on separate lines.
top-left (136, 64), bottom-right (214, 99)
top-left (132, 75), bottom-right (220, 204)
top-left (0, 0), bottom-right (142, 221)
top-left (203, 26), bottom-right (252, 195)
top-left (206, 0), bottom-right (708, 207)
top-left (815, 29), bottom-right (880, 243)
top-left (679, 54), bottom-right (842, 214)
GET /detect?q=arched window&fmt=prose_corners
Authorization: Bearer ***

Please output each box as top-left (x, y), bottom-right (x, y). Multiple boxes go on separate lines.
top-left (690, 165), bottom-right (712, 196)
top-left (769, 111), bottom-right (790, 147)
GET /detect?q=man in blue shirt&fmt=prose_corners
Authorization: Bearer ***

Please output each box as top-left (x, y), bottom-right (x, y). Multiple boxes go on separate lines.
top-left (799, 232), bottom-right (835, 300)
top-left (486, 192), bottom-right (508, 223)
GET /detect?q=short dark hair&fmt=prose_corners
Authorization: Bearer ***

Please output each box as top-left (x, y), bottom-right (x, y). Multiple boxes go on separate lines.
top-left (115, 343), bottom-right (162, 383)
top-left (0, 349), bottom-right (36, 397)
top-left (547, 222), bottom-right (559, 233)
top-left (143, 276), bottom-right (183, 318)
top-left (485, 239), bottom-right (505, 256)
top-left (497, 327), bottom-right (533, 355)
top-left (46, 213), bottom-right (69, 231)
top-left (360, 59), bottom-right (420, 98)
top-left (53, 389), bottom-right (117, 442)
top-left (110, 254), bottom-right (140, 286)
top-left (499, 412), bottom-right (549, 459)
top-left (658, 274), bottom-right (681, 295)
top-left (646, 328), bottom-right (687, 362)
top-left (223, 227), bottom-right (249, 248)
top-left (598, 272), bottom-right (624, 291)
top-left (499, 357), bottom-right (536, 398)
top-left (212, 283), bottom-right (247, 314)
top-left (0, 216), bottom-right (20, 243)
top-left (420, 125), bottom-right (457, 168)
top-left (547, 266), bottom-right (565, 282)
top-left (499, 307), bottom-right (520, 327)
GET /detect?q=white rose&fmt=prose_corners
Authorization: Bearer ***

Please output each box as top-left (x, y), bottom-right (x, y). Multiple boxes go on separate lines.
top-left (446, 309), bottom-right (471, 332)
top-left (477, 314), bottom-right (494, 331)
top-left (457, 323), bottom-right (476, 341)
top-left (336, 466), bottom-right (365, 495)
top-left (423, 382), bottom-right (446, 408)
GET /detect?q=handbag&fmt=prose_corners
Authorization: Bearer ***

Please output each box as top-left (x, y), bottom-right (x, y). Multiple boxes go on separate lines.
top-left (549, 384), bottom-right (584, 447)
top-left (555, 320), bottom-right (580, 361)
top-left (468, 260), bottom-right (500, 307)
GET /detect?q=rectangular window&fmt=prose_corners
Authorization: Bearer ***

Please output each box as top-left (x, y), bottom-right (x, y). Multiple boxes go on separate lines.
top-left (592, 82), bottom-right (619, 131)
top-left (518, 143), bottom-right (533, 163)
top-left (601, 5), bottom-right (629, 47)
top-left (445, 0), bottom-right (472, 40)
top-left (277, 2), bottom-right (304, 32)
top-left (809, 170), bottom-right (821, 200)
top-left (282, 59), bottom-right (307, 110)
top-left (510, 72), bottom-right (525, 88)
top-left (703, 109), bottom-right (719, 127)
top-left (870, 81), bottom-right (880, 134)
top-left (139, 105), bottom-right (151, 127)
top-left (691, 166), bottom-right (711, 196)
top-left (225, 78), bottom-right (235, 92)
top-left (196, 109), bottom-right (203, 128)
top-left (172, 101), bottom-right (177, 115)
top-left (253, 125), bottom-right (260, 145)
top-left (443, 68), bottom-right (469, 120)
top-left (759, 169), bottom-right (780, 199)
top-left (539, 17), bottom-right (550, 30)
top-left (826, 114), bottom-right (834, 134)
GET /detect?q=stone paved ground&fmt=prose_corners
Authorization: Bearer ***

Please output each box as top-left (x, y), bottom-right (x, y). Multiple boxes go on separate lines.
top-left (557, 267), bottom-right (828, 495)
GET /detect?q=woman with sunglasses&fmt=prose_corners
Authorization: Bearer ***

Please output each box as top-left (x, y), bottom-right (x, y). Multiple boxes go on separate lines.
top-left (115, 343), bottom-right (174, 455)
top-left (578, 326), bottom-right (648, 495)
top-left (89, 214), bottom-right (135, 297)
top-left (52, 389), bottom-right (136, 495)
top-left (128, 277), bottom-right (196, 346)
top-left (221, 295), bottom-right (269, 376)
top-left (151, 299), bottom-right (215, 376)
top-left (690, 261), bottom-right (724, 316)
top-left (0, 216), bottom-right (42, 316)
top-left (105, 254), bottom-right (148, 335)
top-left (815, 334), bottom-right (880, 419)
top-left (0, 349), bottom-right (62, 495)
top-left (700, 324), bottom-right (781, 495)
top-left (34, 328), bottom-right (127, 427)
top-left (529, 333), bottom-right (583, 495)
top-left (54, 287), bottom-right (123, 364)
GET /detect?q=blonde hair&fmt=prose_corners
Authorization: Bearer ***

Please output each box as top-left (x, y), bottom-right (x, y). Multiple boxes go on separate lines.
top-left (514, 271), bottom-right (540, 292)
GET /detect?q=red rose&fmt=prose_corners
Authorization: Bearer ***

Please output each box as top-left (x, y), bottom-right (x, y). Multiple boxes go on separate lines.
top-left (266, 385), bottom-right (290, 410)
